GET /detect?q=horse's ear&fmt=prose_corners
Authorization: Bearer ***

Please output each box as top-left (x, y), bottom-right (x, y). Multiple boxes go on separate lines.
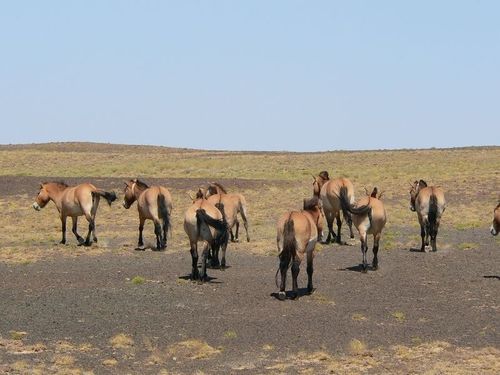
top-left (418, 179), bottom-right (427, 188)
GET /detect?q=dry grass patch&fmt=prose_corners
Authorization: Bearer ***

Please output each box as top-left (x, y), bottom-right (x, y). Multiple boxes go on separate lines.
top-left (351, 313), bottom-right (368, 321)
top-left (391, 311), bottom-right (406, 322)
top-left (109, 333), bottom-right (134, 349)
top-left (167, 339), bottom-right (220, 360)
top-left (102, 358), bottom-right (118, 367)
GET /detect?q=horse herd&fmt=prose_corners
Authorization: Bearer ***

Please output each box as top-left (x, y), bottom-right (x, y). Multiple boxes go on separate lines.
top-left (32, 173), bottom-right (499, 300)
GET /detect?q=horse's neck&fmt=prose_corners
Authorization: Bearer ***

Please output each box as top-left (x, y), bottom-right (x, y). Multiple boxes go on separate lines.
top-left (133, 185), bottom-right (147, 199)
top-left (48, 188), bottom-right (66, 211)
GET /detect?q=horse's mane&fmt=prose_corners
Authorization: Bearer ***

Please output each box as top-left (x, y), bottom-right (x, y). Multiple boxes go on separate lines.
top-left (211, 182), bottom-right (227, 194)
top-left (133, 179), bottom-right (149, 190)
top-left (418, 179), bottom-right (428, 188)
top-left (303, 196), bottom-right (320, 211)
top-left (319, 171), bottom-right (330, 181)
top-left (43, 181), bottom-right (68, 189)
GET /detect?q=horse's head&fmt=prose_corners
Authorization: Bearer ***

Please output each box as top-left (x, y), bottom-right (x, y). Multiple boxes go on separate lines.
top-left (312, 171), bottom-right (329, 197)
top-left (122, 180), bottom-right (136, 209)
top-left (32, 183), bottom-right (50, 211)
top-left (490, 202), bottom-right (500, 236)
top-left (205, 184), bottom-right (218, 198)
top-left (303, 196), bottom-right (324, 233)
top-left (409, 179), bottom-right (428, 211)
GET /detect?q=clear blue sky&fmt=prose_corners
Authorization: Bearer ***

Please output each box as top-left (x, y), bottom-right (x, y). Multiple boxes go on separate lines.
top-left (1, 1), bottom-right (498, 151)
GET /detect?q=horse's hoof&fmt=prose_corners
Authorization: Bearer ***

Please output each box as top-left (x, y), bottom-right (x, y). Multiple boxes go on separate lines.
top-left (277, 292), bottom-right (286, 301)
top-left (246, 238), bottom-right (250, 242)
top-left (135, 246), bottom-right (146, 251)
top-left (231, 239), bottom-right (239, 243)
top-left (307, 287), bottom-right (315, 295)
top-left (93, 238), bottom-right (98, 243)
top-left (83, 242), bottom-right (92, 247)
top-left (372, 264), bottom-right (379, 271)
top-left (59, 240), bottom-right (66, 245)
top-left (290, 291), bottom-right (298, 300)
top-left (361, 265), bottom-right (368, 273)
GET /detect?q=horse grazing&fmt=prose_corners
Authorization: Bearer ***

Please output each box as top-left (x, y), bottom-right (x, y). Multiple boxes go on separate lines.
top-left (275, 197), bottom-right (323, 300)
top-left (205, 182), bottom-right (250, 243)
top-left (490, 202), bottom-right (500, 236)
top-left (312, 171), bottom-right (355, 244)
top-left (123, 179), bottom-right (172, 250)
top-left (338, 186), bottom-right (387, 272)
top-left (184, 190), bottom-right (229, 281)
top-left (32, 181), bottom-right (117, 246)
top-left (409, 180), bottom-right (446, 252)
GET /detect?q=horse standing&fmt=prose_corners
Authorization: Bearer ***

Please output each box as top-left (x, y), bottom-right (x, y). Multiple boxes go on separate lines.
top-left (32, 182), bottom-right (116, 246)
top-left (184, 191), bottom-right (229, 281)
top-left (122, 179), bottom-right (172, 250)
top-left (409, 180), bottom-right (446, 252)
top-left (313, 171), bottom-right (355, 244)
top-left (276, 197), bottom-right (323, 300)
top-left (490, 202), bottom-right (500, 236)
top-left (205, 182), bottom-right (250, 242)
top-left (338, 187), bottom-right (387, 272)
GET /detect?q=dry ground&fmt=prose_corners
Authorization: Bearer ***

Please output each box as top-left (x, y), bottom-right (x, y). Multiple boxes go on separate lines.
top-left (0, 143), bottom-right (498, 374)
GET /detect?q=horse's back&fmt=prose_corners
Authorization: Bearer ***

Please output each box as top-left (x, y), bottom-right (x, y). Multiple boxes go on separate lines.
top-left (61, 183), bottom-right (96, 216)
top-left (184, 199), bottom-right (222, 242)
top-left (416, 186), bottom-right (446, 217)
top-left (321, 177), bottom-right (355, 212)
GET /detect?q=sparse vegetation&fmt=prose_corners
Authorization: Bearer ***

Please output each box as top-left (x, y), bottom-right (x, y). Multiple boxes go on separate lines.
top-left (131, 275), bottom-right (145, 285)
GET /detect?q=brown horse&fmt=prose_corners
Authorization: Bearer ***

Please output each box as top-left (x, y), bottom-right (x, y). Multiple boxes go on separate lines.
top-left (275, 197), bottom-right (323, 300)
top-left (183, 190), bottom-right (229, 281)
top-left (32, 181), bottom-right (116, 246)
top-left (205, 182), bottom-right (250, 242)
top-left (123, 179), bottom-right (172, 250)
top-left (338, 187), bottom-right (387, 272)
top-left (409, 180), bottom-right (446, 252)
top-left (312, 171), bottom-right (355, 244)
top-left (490, 202), bottom-right (500, 236)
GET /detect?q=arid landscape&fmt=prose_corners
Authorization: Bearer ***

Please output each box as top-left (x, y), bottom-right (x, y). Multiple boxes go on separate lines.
top-left (0, 143), bottom-right (499, 374)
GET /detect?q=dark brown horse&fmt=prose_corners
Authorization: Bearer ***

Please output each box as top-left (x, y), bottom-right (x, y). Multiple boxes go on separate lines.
top-left (33, 182), bottom-right (116, 246)
top-left (275, 197), bottom-right (323, 300)
top-left (409, 180), bottom-right (446, 252)
top-left (338, 187), bottom-right (387, 272)
top-left (123, 179), bottom-right (172, 250)
top-left (490, 202), bottom-right (500, 236)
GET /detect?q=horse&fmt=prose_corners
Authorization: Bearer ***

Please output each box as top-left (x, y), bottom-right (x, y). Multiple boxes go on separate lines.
top-left (122, 179), bottom-right (172, 250)
top-left (409, 180), bottom-right (446, 252)
top-left (32, 181), bottom-right (117, 246)
top-left (338, 186), bottom-right (387, 272)
top-left (490, 202), bottom-right (500, 236)
top-left (312, 171), bottom-right (355, 244)
top-left (205, 182), bottom-right (250, 242)
top-left (275, 196), bottom-right (324, 300)
top-left (183, 189), bottom-right (229, 281)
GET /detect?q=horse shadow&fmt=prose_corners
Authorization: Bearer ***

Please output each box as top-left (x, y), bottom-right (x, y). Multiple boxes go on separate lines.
top-left (338, 264), bottom-right (376, 273)
top-left (483, 275), bottom-right (500, 280)
top-left (270, 287), bottom-right (313, 301)
top-left (177, 275), bottom-right (222, 284)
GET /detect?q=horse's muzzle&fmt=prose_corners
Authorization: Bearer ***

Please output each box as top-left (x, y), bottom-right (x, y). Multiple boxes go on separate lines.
top-left (491, 225), bottom-right (498, 236)
top-left (410, 206), bottom-right (415, 212)
top-left (122, 201), bottom-right (130, 209)
top-left (32, 202), bottom-right (41, 211)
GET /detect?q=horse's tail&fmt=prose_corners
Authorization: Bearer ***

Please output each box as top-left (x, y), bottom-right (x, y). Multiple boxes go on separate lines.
top-left (338, 186), bottom-right (371, 224)
top-left (275, 216), bottom-right (297, 288)
top-left (428, 193), bottom-right (438, 237)
top-left (158, 193), bottom-right (171, 236)
top-left (196, 208), bottom-right (228, 249)
top-left (94, 190), bottom-right (117, 206)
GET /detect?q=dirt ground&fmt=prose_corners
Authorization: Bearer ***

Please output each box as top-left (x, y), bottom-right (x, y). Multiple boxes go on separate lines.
top-left (0, 172), bottom-right (499, 374)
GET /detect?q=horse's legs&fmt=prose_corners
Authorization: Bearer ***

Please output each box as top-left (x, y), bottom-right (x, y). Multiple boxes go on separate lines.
top-left (372, 232), bottom-right (381, 270)
top-left (200, 242), bottom-right (209, 281)
top-left (360, 231), bottom-right (368, 272)
top-left (162, 217), bottom-right (168, 249)
top-left (153, 220), bottom-right (162, 250)
top-left (335, 212), bottom-right (343, 244)
top-left (291, 257), bottom-right (300, 299)
top-left (83, 213), bottom-right (95, 247)
top-left (278, 253), bottom-right (289, 300)
top-left (71, 217), bottom-right (84, 244)
top-left (430, 220), bottom-right (440, 252)
top-left (90, 195), bottom-right (100, 243)
top-left (60, 215), bottom-right (67, 244)
top-left (306, 245), bottom-right (314, 293)
top-left (220, 238), bottom-right (228, 269)
top-left (324, 213), bottom-right (335, 243)
top-left (137, 216), bottom-right (145, 249)
top-left (420, 222), bottom-right (426, 252)
top-left (232, 220), bottom-right (240, 242)
top-left (240, 210), bottom-right (250, 242)
top-left (347, 212), bottom-right (355, 239)
top-left (190, 241), bottom-right (199, 280)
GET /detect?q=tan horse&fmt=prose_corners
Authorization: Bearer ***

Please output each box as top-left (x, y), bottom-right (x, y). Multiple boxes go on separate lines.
top-left (312, 171), bottom-right (355, 244)
top-left (490, 202), bottom-right (500, 236)
top-left (338, 187), bottom-right (386, 272)
top-left (123, 179), bottom-right (172, 250)
top-left (409, 180), bottom-right (446, 252)
top-left (275, 197), bottom-right (324, 300)
top-left (33, 181), bottom-right (116, 246)
top-left (184, 190), bottom-right (229, 281)
top-left (205, 182), bottom-right (250, 242)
